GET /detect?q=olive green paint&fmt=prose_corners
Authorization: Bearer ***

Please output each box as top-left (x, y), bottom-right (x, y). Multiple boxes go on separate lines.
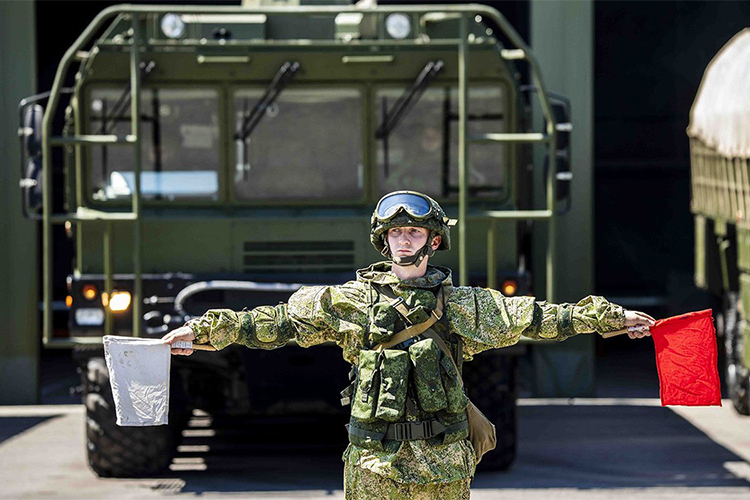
top-left (0, 1), bottom-right (38, 403)
top-left (36, 5), bottom-right (570, 403)
top-left (77, 217), bottom-right (518, 275)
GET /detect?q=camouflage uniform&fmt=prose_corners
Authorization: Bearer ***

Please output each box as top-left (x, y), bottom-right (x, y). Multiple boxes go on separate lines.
top-left (186, 262), bottom-right (625, 499)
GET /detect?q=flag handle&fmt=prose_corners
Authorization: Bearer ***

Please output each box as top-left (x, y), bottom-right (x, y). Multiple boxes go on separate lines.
top-left (602, 326), bottom-right (649, 339)
top-left (171, 341), bottom-right (217, 352)
top-left (191, 344), bottom-right (217, 351)
top-left (602, 329), bottom-right (628, 338)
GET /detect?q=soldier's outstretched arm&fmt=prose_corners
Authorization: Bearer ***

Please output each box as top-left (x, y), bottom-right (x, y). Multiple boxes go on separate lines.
top-left (161, 304), bottom-right (292, 355)
top-left (162, 282), bottom-right (367, 355)
top-left (520, 295), bottom-right (654, 341)
top-left (449, 287), bottom-right (654, 357)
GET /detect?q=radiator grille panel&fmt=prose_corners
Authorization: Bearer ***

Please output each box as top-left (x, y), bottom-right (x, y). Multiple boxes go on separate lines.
top-left (243, 240), bottom-right (355, 273)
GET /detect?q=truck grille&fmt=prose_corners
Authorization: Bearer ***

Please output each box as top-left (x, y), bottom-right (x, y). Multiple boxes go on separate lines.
top-left (243, 241), bottom-right (355, 273)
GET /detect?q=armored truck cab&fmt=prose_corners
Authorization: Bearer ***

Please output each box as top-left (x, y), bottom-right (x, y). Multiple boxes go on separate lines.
top-left (20, 1), bottom-right (571, 477)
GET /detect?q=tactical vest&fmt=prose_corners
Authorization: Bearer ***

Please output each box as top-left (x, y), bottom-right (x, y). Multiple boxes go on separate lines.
top-left (341, 282), bottom-right (470, 451)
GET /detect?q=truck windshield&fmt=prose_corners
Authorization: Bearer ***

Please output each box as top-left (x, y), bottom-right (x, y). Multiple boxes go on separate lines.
top-left (88, 88), bottom-right (220, 201)
top-left (376, 86), bottom-right (507, 199)
top-left (233, 88), bottom-right (363, 201)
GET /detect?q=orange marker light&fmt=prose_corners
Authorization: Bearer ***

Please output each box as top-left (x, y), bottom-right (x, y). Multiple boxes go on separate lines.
top-left (502, 280), bottom-right (517, 296)
top-left (82, 284), bottom-right (97, 301)
top-left (65, 295), bottom-right (73, 308)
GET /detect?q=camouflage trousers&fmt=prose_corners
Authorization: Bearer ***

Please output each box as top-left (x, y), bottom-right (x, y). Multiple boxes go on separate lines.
top-left (344, 463), bottom-right (471, 500)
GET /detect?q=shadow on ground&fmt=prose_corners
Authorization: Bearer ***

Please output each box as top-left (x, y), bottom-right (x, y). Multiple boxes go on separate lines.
top-left (0, 416), bottom-right (55, 445)
top-left (139, 405), bottom-right (749, 494)
top-left (474, 405), bottom-right (747, 489)
top-left (27, 343), bottom-right (750, 493)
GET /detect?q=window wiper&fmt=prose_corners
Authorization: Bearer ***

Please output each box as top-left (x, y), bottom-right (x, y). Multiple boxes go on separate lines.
top-left (149, 88), bottom-right (163, 199)
top-left (94, 61), bottom-right (156, 185)
top-left (376, 60), bottom-right (444, 178)
top-left (234, 61), bottom-right (300, 141)
top-left (234, 61), bottom-right (300, 181)
top-left (96, 61), bottom-right (156, 135)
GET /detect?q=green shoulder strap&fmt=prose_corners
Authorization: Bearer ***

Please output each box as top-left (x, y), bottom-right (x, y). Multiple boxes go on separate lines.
top-left (374, 282), bottom-right (463, 386)
top-left (371, 282), bottom-right (451, 349)
top-left (372, 283), bottom-right (444, 351)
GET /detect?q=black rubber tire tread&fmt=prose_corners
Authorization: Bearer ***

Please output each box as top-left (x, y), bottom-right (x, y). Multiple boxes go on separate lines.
top-left (463, 353), bottom-right (517, 472)
top-left (84, 358), bottom-right (178, 477)
top-left (722, 293), bottom-right (750, 415)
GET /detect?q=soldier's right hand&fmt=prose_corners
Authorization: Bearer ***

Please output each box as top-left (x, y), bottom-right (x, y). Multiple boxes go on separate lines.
top-left (162, 325), bottom-right (196, 356)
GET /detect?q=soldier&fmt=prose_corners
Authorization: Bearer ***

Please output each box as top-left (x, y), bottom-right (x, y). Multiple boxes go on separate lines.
top-left (163, 190), bottom-right (654, 499)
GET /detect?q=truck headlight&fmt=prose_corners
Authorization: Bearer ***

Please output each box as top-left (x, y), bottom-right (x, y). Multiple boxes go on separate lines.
top-left (75, 308), bottom-right (105, 326)
top-left (161, 13), bottom-right (186, 39)
top-left (385, 13), bottom-right (411, 40)
top-left (109, 291), bottom-right (132, 313)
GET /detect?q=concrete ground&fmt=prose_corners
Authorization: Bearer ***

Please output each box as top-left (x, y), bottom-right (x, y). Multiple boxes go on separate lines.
top-left (2, 400), bottom-right (750, 499)
top-left (2, 340), bottom-right (749, 499)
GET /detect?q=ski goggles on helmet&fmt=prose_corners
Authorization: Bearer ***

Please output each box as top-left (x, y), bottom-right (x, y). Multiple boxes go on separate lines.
top-left (374, 192), bottom-right (434, 221)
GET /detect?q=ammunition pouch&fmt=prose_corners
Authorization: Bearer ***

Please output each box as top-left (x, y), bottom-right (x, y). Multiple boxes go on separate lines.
top-left (351, 347), bottom-right (411, 422)
top-left (344, 281), bottom-right (471, 450)
top-left (409, 338), bottom-right (448, 413)
top-left (370, 301), bottom-right (399, 345)
top-left (440, 353), bottom-right (469, 413)
top-left (375, 349), bottom-right (410, 422)
top-left (351, 350), bottom-right (381, 421)
top-left (404, 305), bottom-right (431, 324)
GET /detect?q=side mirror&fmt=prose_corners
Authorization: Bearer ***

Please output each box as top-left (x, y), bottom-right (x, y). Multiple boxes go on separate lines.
top-left (22, 104), bottom-right (43, 159)
top-left (19, 104), bottom-right (44, 218)
top-left (22, 157), bottom-right (43, 213)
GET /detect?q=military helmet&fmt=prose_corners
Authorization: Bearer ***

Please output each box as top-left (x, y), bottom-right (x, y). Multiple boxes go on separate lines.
top-left (370, 191), bottom-right (454, 255)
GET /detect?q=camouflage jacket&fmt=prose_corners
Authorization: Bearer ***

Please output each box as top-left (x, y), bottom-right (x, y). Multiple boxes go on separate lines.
top-left (186, 262), bottom-right (625, 484)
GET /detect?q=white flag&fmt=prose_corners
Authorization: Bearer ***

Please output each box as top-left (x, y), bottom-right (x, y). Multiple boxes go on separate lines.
top-left (103, 336), bottom-right (171, 426)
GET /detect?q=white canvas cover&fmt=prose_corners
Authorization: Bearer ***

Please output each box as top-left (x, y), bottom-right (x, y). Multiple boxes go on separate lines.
top-left (103, 336), bottom-right (171, 426)
top-left (688, 29), bottom-right (750, 159)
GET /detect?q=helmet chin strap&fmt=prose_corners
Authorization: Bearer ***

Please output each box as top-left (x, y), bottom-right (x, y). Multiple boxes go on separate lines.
top-left (382, 242), bottom-right (435, 267)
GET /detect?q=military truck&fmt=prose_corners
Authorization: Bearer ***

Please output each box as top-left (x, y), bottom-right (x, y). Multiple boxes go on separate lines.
top-left (19, 1), bottom-right (572, 477)
top-left (689, 29), bottom-right (750, 416)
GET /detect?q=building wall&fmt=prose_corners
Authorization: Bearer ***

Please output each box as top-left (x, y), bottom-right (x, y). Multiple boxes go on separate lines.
top-left (531, 0), bottom-right (596, 396)
top-left (0, 1), bottom-right (39, 403)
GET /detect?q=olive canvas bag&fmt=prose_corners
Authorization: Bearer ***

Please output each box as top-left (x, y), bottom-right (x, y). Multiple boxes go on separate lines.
top-left (422, 329), bottom-right (497, 464)
top-left (373, 283), bottom-right (497, 464)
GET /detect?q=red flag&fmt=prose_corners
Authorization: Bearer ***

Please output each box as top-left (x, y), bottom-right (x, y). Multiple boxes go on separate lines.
top-left (651, 309), bottom-right (722, 406)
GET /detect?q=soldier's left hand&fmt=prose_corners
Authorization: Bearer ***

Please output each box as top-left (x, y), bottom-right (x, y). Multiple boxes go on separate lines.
top-left (624, 310), bottom-right (655, 339)
top-left (162, 325), bottom-right (196, 355)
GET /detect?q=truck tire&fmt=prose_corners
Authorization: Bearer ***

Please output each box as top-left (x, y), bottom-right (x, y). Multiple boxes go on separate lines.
top-left (722, 293), bottom-right (750, 415)
top-left (463, 353), bottom-right (517, 472)
top-left (83, 358), bottom-right (180, 477)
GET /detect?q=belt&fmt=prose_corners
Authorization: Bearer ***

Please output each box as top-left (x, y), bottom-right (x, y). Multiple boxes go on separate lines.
top-left (385, 419), bottom-right (446, 440)
top-left (348, 417), bottom-right (467, 442)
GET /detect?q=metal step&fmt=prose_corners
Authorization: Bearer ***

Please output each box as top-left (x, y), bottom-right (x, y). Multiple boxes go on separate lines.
top-left (48, 134), bottom-right (136, 146)
top-left (469, 132), bottom-right (547, 144)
